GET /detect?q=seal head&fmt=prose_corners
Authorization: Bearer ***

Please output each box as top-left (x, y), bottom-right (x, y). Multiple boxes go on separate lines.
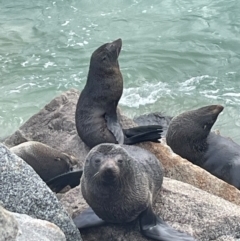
top-left (166, 105), bottom-right (224, 165)
top-left (81, 144), bottom-right (144, 223)
top-left (88, 38), bottom-right (122, 79)
top-left (10, 141), bottom-right (76, 182)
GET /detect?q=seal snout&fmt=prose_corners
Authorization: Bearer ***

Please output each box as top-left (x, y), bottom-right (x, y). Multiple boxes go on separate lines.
top-left (214, 104), bottom-right (224, 114)
top-left (106, 38), bottom-right (122, 57)
top-left (206, 104), bottom-right (224, 114)
top-left (99, 159), bottom-right (120, 182)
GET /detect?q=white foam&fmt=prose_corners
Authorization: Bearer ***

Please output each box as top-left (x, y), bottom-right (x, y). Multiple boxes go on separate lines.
top-left (44, 61), bottom-right (55, 68)
top-left (21, 61), bottom-right (28, 67)
top-left (222, 92), bottom-right (240, 97)
top-left (120, 81), bottom-right (171, 108)
top-left (61, 21), bottom-right (70, 26)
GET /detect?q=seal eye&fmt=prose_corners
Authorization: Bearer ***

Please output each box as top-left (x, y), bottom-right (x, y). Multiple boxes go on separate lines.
top-left (95, 159), bottom-right (101, 164)
top-left (117, 159), bottom-right (123, 164)
top-left (55, 157), bottom-right (62, 162)
top-left (102, 56), bottom-right (107, 61)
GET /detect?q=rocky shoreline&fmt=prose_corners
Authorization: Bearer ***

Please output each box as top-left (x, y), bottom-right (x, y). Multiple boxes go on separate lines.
top-left (1, 89), bottom-right (240, 241)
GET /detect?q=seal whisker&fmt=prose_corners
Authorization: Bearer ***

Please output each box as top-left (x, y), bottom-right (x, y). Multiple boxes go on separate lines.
top-left (93, 171), bottom-right (99, 178)
top-left (91, 172), bottom-right (100, 183)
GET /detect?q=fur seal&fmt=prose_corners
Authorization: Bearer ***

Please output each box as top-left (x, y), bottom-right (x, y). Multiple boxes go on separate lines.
top-left (75, 38), bottom-right (163, 148)
top-left (166, 105), bottom-right (240, 189)
top-left (71, 143), bottom-right (195, 241)
top-left (10, 141), bottom-right (77, 182)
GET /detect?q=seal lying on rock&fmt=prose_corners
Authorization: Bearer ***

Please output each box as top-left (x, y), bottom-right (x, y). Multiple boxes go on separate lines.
top-left (10, 141), bottom-right (77, 182)
top-left (166, 105), bottom-right (240, 189)
top-left (66, 143), bottom-right (194, 241)
top-left (75, 38), bottom-right (163, 148)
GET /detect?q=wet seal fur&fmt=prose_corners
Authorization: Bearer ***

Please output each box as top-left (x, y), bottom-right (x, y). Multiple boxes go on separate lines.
top-left (166, 105), bottom-right (240, 189)
top-left (10, 141), bottom-right (77, 182)
top-left (75, 38), bottom-right (162, 148)
top-left (73, 143), bottom-right (195, 241)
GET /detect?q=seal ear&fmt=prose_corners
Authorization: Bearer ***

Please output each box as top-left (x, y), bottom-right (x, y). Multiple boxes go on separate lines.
top-left (55, 157), bottom-right (62, 162)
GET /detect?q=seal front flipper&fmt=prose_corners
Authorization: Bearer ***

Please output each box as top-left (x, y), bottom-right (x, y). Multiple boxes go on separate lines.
top-left (47, 170), bottom-right (83, 193)
top-left (140, 205), bottom-right (195, 241)
top-left (105, 114), bottom-right (124, 144)
top-left (73, 207), bottom-right (106, 229)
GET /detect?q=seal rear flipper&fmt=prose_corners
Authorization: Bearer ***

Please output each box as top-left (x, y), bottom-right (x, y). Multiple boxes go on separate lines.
top-left (124, 130), bottom-right (162, 145)
top-left (105, 114), bottom-right (124, 144)
top-left (123, 125), bottom-right (163, 137)
top-left (73, 207), bottom-right (106, 229)
top-left (140, 206), bottom-right (195, 241)
top-left (46, 170), bottom-right (83, 193)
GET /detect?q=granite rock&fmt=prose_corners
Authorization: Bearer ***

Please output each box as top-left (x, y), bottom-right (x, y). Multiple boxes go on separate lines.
top-left (4, 89), bottom-right (240, 206)
top-left (60, 177), bottom-right (240, 241)
top-left (0, 205), bottom-right (66, 241)
top-left (0, 144), bottom-right (81, 241)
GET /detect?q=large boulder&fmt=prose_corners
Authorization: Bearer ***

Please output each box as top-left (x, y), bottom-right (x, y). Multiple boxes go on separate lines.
top-left (4, 89), bottom-right (240, 206)
top-left (3, 88), bottom-right (240, 240)
top-left (60, 177), bottom-right (240, 241)
top-left (0, 205), bottom-right (66, 241)
top-left (3, 89), bottom-right (89, 166)
top-left (137, 141), bottom-right (240, 206)
top-left (0, 144), bottom-right (81, 241)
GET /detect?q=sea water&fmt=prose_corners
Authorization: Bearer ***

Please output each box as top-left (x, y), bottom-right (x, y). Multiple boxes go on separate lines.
top-left (0, 0), bottom-right (240, 143)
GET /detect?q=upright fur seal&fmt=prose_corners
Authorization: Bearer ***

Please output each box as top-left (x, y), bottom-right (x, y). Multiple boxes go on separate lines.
top-left (10, 141), bottom-right (77, 182)
top-left (166, 105), bottom-right (240, 189)
top-left (75, 38), bottom-right (163, 148)
top-left (72, 143), bottom-right (195, 241)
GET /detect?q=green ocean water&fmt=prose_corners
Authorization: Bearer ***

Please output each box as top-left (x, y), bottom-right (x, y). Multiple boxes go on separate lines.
top-left (0, 0), bottom-right (240, 143)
